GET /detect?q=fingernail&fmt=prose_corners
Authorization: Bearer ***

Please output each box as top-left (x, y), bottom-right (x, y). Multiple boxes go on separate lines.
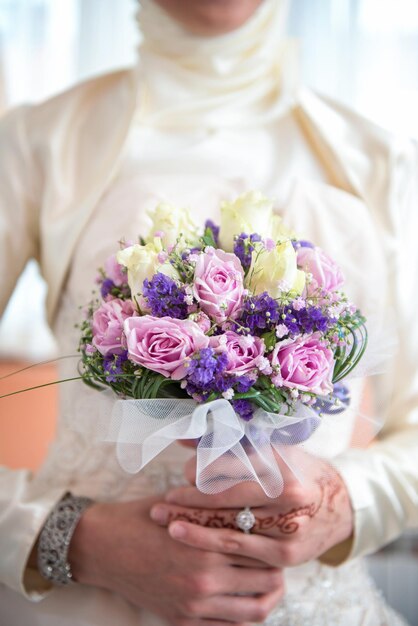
top-left (150, 505), bottom-right (168, 524)
top-left (169, 522), bottom-right (186, 539)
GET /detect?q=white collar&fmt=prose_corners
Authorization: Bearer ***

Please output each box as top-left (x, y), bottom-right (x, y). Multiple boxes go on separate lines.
top-left (135, 0), bottom-right (298, 129)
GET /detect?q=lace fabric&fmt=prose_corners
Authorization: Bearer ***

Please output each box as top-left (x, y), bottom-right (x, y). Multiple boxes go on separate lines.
top-left (268, 559), bottom-right (408, 626)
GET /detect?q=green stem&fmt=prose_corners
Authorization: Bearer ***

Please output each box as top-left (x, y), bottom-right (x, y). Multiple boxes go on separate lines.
top-left (0, 355), bottom-right (80, 381)
top-left (0, 376), bottom-right (85, 400)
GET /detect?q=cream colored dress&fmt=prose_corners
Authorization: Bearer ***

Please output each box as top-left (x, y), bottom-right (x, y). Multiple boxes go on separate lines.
top-left (0, 1), bottom-right (417, 624)
top-left (0, 113), bottom-right (410, 625)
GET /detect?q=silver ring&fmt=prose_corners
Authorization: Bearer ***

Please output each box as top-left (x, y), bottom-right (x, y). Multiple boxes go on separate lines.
top-left (235, 507), bottom-right (256, 534)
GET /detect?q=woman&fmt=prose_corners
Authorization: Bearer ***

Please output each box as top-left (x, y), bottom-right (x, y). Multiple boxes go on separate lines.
top-left (0, 0), bottom-right (417, 624)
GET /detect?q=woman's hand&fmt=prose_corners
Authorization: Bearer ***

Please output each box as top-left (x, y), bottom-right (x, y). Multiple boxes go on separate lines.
top-left (68, 496), bottom-right (284, 626)
top-left (150, 458), bottom-right (354, 569)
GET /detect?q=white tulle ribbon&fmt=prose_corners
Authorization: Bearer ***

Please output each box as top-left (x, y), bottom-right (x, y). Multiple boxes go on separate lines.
top-left (105, 398), bottom-right (325, 498)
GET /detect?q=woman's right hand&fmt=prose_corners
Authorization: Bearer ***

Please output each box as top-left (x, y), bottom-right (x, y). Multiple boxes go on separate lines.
top-left (68, 496), bottom-right (284, 626)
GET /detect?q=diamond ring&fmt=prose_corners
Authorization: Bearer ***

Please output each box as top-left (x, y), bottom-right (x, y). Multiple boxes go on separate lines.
top-left (235, 507), bottom-right (256, 534)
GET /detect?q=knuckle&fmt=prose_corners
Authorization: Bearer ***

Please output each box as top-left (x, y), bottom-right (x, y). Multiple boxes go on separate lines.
top-left (285, 483), bottom-right (305, 504)
top-left (271, 543), bottom-right (284, 565)
top-left (220, 530), bottom-right (241, 552)
top-left (250, 601), bottom-right (271, 623)
top-left (262, 592), bottom-right (282, 616)
top-left (267, 570), bottom-right (284, 591)
top-left (199, 549), bottom-right (216, 566)
top-left (191, 572), bottom-right (215, 597)
top-left (280, 543), bottom-right (300, 566)
top-left (270, 583), bottom-right (286, 603)
top-left (294, 516), bottom-right (309, 535)
top-left (260, 595), bottom-right (279, 620)
top-left (182, 574), bottom-right (200, 597)
top-left (182, 597), bottom-right (200, 617)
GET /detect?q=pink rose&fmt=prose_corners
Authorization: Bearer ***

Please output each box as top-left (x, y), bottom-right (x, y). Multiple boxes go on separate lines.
top-left (124, 316), bottom-right (209, 379)
top-left (210, 331), bottom-right (265, 376)
top-left (192, 312), bottom-right (212, 333)
top-left (193, 248), bottom-right (244, 323)
top-left (271, 333), bottom-right (334, 395)
top-left (92, 298), bottom-right (136, 356)
top-left (297, 246), bottom-right (344, 293)
top-left (104, 253), bottom-right (127, 286)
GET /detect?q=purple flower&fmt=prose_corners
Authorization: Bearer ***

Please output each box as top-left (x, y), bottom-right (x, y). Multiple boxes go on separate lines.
top-left (313, 383), bottom-right (350, 415)
top-left (204, 220), bottom-right (220, 247)
top-left (277, 308), bottom-right (300, 336)
top-left (299, 307), bottom-right (329, 333)
top-left (214, 374), bottom-right (236, 394)
top-left (184, 347), bottom-right (258, 402)
top-left (186, 348), bottom-right (228, 388)
top-left (235, 292), bottom-right (280, 335)
top-left (277, 305), bottom-right (330, 337)
top-left (142, 273), bottom-right (188, 319)
top-left (181, 247), bottom-right (201, 261)
top-left (234, 376), bottom-right (254, 393)
top-left (184, 347), bottom-right (254, 402)
top-left (103, 351), bottom-right (128, 383)
top-left (100, 278), bottom-right (116, 299)
top-left (233, 233), bottom-right (262, 271)
top-left (184, 348), bottom-right (230, 400)
top-left (292, 240), bottom-right (315, 250)
top-left (232, 399), bottom-right (254, 421)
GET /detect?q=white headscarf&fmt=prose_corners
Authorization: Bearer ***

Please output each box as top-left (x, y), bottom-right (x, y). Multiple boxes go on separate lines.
top-left (135, 0), bottom-right (297, 128)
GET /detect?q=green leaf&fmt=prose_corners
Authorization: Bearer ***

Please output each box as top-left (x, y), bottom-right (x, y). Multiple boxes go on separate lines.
top-left (234, 390), bottom-right (261, 400)
top-left (202, 227), bottom-right (217, 248)
top-left (261, 330), bottom-right (277, 351)
top-left (252, 394), bottom-right (278, 413)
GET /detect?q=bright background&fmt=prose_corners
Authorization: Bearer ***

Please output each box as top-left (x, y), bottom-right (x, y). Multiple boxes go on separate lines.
top-left (1, 2), bottom-right (418, 623)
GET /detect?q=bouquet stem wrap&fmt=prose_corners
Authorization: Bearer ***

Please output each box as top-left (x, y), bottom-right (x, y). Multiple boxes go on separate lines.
top-left (107, 398), bottom-right (321, 498)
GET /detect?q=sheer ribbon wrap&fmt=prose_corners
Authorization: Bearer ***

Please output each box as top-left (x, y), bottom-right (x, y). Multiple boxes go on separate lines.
top-left (101, 395), bottom-right (381, 498)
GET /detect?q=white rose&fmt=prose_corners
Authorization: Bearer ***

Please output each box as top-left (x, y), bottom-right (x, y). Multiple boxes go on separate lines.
top-left (146, 202), bottom-right (199, 249)
top-left (116, 240), bottom-right (178, 299)
top-left (246, 240), bottom-right (305, 298)
top-left (219, 191), bottom-right (274, 252)
top-left (271, 214), bottom-right (296, 242)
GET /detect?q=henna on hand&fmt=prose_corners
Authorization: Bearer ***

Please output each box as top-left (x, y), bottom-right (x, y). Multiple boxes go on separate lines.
top-left (165, 501), bottom-right (319, 535)
top-left (164, 471), bottom-right (344, 537)
top-left (152, 464), bottom-right (353, 568)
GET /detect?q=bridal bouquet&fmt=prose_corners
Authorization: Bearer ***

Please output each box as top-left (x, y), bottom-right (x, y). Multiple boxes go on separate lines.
top-left (78, 192), bottom-right (367, 496)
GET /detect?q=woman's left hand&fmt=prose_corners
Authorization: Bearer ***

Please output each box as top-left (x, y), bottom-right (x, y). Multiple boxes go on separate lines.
top-left (150, 458), bottom-right (354, 568)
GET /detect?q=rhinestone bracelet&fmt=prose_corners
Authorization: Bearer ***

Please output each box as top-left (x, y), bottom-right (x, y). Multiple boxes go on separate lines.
top-left (37, 492), bottom-right (94, 586)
